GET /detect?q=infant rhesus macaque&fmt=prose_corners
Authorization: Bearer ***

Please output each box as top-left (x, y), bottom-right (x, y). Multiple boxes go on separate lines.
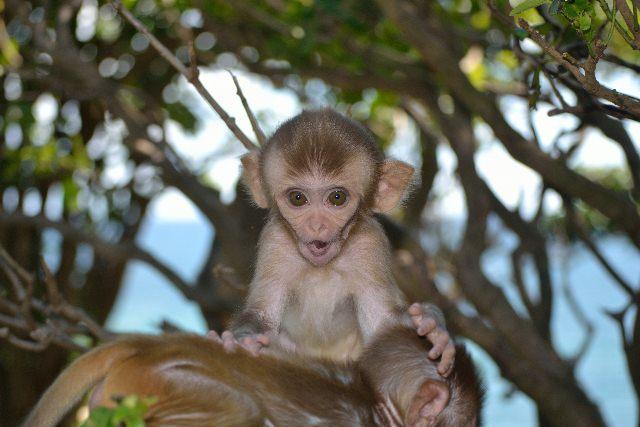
top-left (211, 109), bottom-right (454, 376)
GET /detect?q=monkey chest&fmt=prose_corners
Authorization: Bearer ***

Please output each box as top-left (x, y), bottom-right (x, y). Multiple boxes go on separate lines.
top-left (279, 287), bottom-right (363, 361)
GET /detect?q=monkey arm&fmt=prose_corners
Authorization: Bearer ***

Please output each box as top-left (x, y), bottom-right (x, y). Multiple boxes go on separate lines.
top-left (221, 277), bottom-right (291, 355)
top-left (360, 325), bottom-right (451, 426)
top-left (217, 309), bottom-right (273, 356)
top-left (229, 273), bottom-right (290, 335)
top-left (229, 307), bottom-right (272, 338)
top-left (355, 291), bottom-right (456, 377)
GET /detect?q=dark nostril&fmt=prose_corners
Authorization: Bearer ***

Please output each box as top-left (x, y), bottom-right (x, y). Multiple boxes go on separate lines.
top-left (312, 240), bottom-right (328, 249)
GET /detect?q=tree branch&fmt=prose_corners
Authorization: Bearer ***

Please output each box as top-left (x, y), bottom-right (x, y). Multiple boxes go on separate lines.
top-left (515, 18), bottom-right (640, 120)
top-left (563, 197), bottom-right (637, 298)
top-left (559, 250), bottom-right (595, 368)
top-left (377, 0), bottom-right (640, 248)
top-left (0, 213), bottom-right (199, 303)
top-left (228, 70), bottom-right (267, 145)
top-left (110, 0), bottom-right (258, 151)
top-left (0, 244), bottom-right (112, 352)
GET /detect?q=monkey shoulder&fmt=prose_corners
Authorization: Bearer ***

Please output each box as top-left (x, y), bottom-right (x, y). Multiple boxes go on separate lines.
top-left (341, 217), bottom-right (391, 257)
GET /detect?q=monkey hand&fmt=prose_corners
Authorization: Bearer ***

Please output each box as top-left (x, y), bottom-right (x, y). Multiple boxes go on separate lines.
top-left (207, 330), bottom-right (270, 356)
top-left (408, 303), bottom-right (456, 378)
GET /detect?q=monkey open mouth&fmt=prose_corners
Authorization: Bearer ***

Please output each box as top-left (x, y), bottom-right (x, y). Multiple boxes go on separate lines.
top-left (307, 240), bottom-right (330, 256)
top-left (300, 240), bottom-right (340, 266)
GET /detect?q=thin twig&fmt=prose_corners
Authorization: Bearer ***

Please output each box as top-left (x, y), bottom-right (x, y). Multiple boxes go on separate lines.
top-left (515, 18), bottom-right (640, 120)
top-left (187, 39), bottom-right (200, 82)
top-left (110, 0), bottom-right (258, 151)
top-left (510, 247), bottom-right (536, 317)
top-left (0, 243), bottom-right (112, 351)
top-left (228, 70), bottom-right (267, 145)
top-left (614, 0), bottom-right (640, 49)
top-left (540, 67), bottom-right (570, 110)
top-left (603, 54), bottom-right (640, 73)
top-left (7, 331), bottom-right (53, 352)
top-left (39, 258), bottom-right (62, 306)
top-left (559, 247), bottom-right (595, 367)
top-left (0, 254), bottom-right (26, 301)
top-left (564, 198), bottom-right (636, 298)
top-left (0, 212), bottom-right (197, 304)
top-left (597, 0), bottom-right (639, 49)
top-left (0, 245), bottom-right (34, 284)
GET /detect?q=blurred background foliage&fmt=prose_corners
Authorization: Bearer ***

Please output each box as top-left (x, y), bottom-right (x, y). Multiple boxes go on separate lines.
top-left (1, 0), bottom-right (639, 425)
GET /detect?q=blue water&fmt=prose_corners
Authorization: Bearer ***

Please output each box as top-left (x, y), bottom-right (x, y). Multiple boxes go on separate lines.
top-left (106, 215), bottom-right (639, 426)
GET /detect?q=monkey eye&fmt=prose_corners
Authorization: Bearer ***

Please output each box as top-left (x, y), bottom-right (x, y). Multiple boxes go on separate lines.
top-left (288, 191), bottom-right (308, 207)
top-left (328, 190), bottom-right (347, 206)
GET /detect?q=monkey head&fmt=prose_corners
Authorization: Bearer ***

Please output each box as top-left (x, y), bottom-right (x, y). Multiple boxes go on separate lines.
top-left (241, 109), bottom-right (414, 266)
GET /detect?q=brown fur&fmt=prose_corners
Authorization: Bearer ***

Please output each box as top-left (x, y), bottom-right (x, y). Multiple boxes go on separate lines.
top-left (232, 108), bottom-right (436, 365)
top-left (262, 108), bottom-right (385, 205)
top-left (24, 326), bottom-right (483, 427)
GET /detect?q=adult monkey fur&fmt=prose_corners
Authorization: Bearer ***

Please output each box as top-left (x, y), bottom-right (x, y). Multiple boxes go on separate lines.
top-left (24, 325), bottom-right (483, 426)
top-left (224, 109), bottom-right (455, 375)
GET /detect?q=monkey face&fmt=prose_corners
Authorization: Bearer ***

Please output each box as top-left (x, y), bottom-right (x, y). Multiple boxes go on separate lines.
top-left (247, 147), bottom-right (372, 267)
top-left (274, 173), bottom-right (362, 266)
top-left (240, 109), bottom-right (415, 267)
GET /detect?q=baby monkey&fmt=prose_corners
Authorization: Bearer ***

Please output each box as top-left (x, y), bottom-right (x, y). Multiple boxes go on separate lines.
top-left (221, 109), bottom-right (454, 375)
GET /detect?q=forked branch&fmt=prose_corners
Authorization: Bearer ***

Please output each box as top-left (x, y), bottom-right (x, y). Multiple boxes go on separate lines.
top-left (110, 0), bottom-right (261, 151)
top-left (0, 245), bottom-right (113, 352)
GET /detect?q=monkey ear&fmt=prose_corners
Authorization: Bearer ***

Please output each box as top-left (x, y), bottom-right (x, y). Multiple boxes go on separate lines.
top-left (240, 150), bottom-right (270, 209)
top-left (372, 160), bottom-right (415, 213)
top-left (405, 379), bottom-right (450, 427)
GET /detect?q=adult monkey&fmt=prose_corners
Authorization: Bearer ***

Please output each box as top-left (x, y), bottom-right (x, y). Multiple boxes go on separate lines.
top-left (25, 325), bottom-right (483, 427)
top-left (223, 109), bottom-right (455, 375)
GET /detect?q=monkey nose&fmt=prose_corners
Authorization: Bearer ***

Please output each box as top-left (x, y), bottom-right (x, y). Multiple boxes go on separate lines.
top-left (310, 223), bottom-right (326, 233)
top-left (311, 240), bottom-right (328, 249)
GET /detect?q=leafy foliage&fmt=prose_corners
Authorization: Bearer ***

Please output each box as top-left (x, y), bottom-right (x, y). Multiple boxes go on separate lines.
top-left (1, 0), bottom-right (639, 424)
top-left (78, 395), bottom-right (157, 427)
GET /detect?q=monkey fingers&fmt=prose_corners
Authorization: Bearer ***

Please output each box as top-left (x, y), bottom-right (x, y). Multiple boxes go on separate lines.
top-left (240, 334), bottom-right (270, 356)
top-left (221, 330), bottom-right (241, 352)
top-left (408, 303), bottom-right (438, 336)
top-left (206, 330), bottom-right (223, 343)
top-left (438, 342), bottom-right (456, 377)
top-left (408, 303), bottom-right (456, 377)
top-left (425, 328), bottom-right (455, 377)
top-left (220, 330), bottom-right (270, 356)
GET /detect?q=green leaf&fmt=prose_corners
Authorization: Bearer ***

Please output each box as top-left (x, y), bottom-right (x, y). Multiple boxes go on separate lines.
top-left (514, 27), bottom-right (529, 40)
top-left (573, 0), bottom-right (591, 12)
top-left (528, 68), bottom-right (541, 109)
top-left (578, 13), bottom-right (591, 31)
top-left (563, 3), bottom-right (580, 19)
top-left (470, 9), bottom-right (492, 29)
top-left (164, 102), bottom-right (198, 133)
top-left (62, 177), bottom-right (80, 212)
top-left (497, 50), bottom-right (519, 69)
top-left (78, 407), bottom-right (112, 427)
top-left (549, 0), bottom-right (561, 15)
top-left (79, 395), bottom-right (157, 427)
top-left (510, 0), bottom-right (549, 16)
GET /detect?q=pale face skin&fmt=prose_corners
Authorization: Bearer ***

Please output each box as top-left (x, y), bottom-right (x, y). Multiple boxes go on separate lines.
top-left (274, 175), bottom-right (359, 266)
top-left (264, 153), bottom-right (373, 266)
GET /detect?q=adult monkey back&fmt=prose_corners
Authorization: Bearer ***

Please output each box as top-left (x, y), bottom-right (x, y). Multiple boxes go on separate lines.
top-left (224, 109), bottom-right (455, 375)
top-left (24, 325), bottom-right (483, 426)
